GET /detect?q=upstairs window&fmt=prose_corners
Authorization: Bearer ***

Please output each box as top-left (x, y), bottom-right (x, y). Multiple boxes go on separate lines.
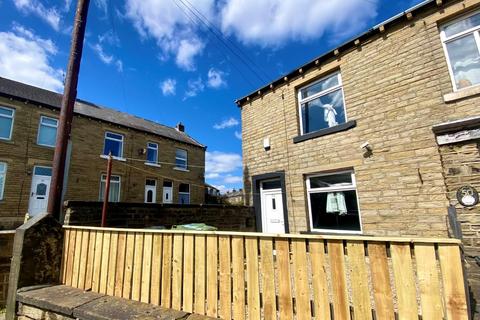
top-left (306, 170), bottom-right (361, 233)
top-left (37, 116), bottom-right (58, 147)
top-left (175, 149), bottom-right (188, 170)
top-left (99, 174), bottom-right (121, 202)
top-left (103, 132), bottom-right (124, 158)
top-left (146, 142), bottom-right (158, 164)
top-left (179, 183), bottom-right (190, 204)
top-left (0, 106), bottom-right (14, 140)
top-left (0, 162), bottom-right (6, 200)
top-left (298, 72), bottom-right (346, 135)
top-left (441, 10), bottom-right (480, 90)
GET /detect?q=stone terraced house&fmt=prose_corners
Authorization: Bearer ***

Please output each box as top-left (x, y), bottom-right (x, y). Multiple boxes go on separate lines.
top-left (0, 77), bottom-right (206, 229)
top-left (238, 0), bottom-right (480, 306)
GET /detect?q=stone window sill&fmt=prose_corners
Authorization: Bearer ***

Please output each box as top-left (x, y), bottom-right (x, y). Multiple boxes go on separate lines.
top-left (174, 167), bottom-right (190, 172)
top-left (443, 85), bottom-right (480, 103)
top-left (144, 162), bottom-right (161, 168)
top-left (99, 155), bottom-right (126, 162)
top-left (293, 120), bottom-right (356, 144)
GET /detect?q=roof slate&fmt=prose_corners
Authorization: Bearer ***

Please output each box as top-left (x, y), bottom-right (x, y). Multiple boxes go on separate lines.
top-left (0, 76), bottom-right (205, 148)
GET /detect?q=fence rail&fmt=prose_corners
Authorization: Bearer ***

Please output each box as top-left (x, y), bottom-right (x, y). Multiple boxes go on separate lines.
top-left (61, 226), bottom-right (468, 320)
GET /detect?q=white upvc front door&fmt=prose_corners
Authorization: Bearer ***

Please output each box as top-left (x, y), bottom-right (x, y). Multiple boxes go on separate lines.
top-left (28, 166), bottom-right (52, 216)
top-left (145, 185), bottom-right (156, 203)
top-left (260, 186), bottom-right (285, 234)
top-left (163, 186), bottom-right (172, 203)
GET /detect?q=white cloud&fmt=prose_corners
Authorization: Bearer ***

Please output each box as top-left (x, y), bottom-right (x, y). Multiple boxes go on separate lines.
top-left (213, 117), bottom-right (239, 130)
top-left (220, 0), bottom-right (379, 47)
top-left (125, 0), bottom-right (215, 70)
top-left (206, 151), bottom-right (242, 178)
top-left (0, 25), bottom-right (63, 92)
top-left (160, 78), bottom-right (176, 96)
top-left (98, 30), bottom-right (120, 47)
top-left (224, 175), bottom-right (242, 184)
top-left (64, 0), bottom-right (72, 12)
top-left (235, 131), bottom-right (242, 140)
top-left (184, 77), bottom-right (205, 99)
top-left (207, 68), bottom-right (227, 88)
top-left (91, 43), bottom-right (123, 72)
top-left (94, 0), bottom-right (108, 16)
top-left (13, 0), bottom-right (61, 31)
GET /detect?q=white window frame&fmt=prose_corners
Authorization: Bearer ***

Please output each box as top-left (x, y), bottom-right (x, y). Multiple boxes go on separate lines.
top-left (174, 148), bottom-right (188, 171)
top-left (0, 162), bottom-right (6, 200)
top-left (306, 170), bottom-right (362, 234)
top-left (99, 174), bottom-right (121, 202)
top-left (145, 142), bottom-right (159, 166)
top-left (0, 106), bottom-right (15, 141)
top-left (37, 116), bottom-right (58, 147)
top-left (297, 71), bottom-right (347, 135)
top-left (178, 183), bottom-right (190, 204)
top-left (102, 131), bottom-right (124, 160)
top-left (440, 9), bottom-right (480, 91)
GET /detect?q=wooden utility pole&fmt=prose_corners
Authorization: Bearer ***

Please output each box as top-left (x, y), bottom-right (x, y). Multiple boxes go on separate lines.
top-left (47, 0), bottom-right (90, 219)
top-left (101, 153), bottom-right (113, 227)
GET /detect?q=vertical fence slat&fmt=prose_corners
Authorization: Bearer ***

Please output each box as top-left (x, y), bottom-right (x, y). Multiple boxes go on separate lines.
top-left (78, 230), bottom-right (90, 290)
top-left (231, 236), bottom-right (245, 320)
top-left (183, 234), bottom-right (194, 313)
top-left (161, 234), bottom-right (173, 308)
top-left (276, 239), bottom-right (293, 320)
top-left (194, 235), bottom-right (206, 315)
top-left (150, 234), bottom-right (163, 306)
top-left (438, 244), bottom-right (469, 320)
top-left (132, 232), bottom-right (144, 301)
top-left (92, 230), bottom-right (103, 293)
top-left (114, 232), bottom-right (127, 298)
top-left (122, 232), bottom-right (135, 299)
top-left (61, 229), bottom-right (70, 284)
top-left (292, 239), bottom-right (310, 320)
top-left (66, 229), bottom-right (78, 286)
top-left (347, 241), bottom-right (372, 320)
top-left (246, 237), bottom-right (260, 320)
top-left (107, 232), bottom-right (118, 296)
top-left (328, 240), bottom-right (349, 320)
top-left (70, 230), bottom-right (82, 288)
top-left (414, 243), bottom-right (443, 320)
top-left (390, 243), bottom-right (418, 320)
top-left (141, 233), bottom-right (153, 304)
top-left (84, 231), bottom-right (96, 291)
top-left (219, 236), bottom-right (232, 320)
top-left (259, 238), bottom-right (276, 320)
top-left (99, 232), bottom-right (111, 294)
top-left (309, 240), bottom-right (330, 320)
top-left (206, 235), bottom-right (218, 317)
top-left (172, 234), bottom-right (184, 310)
top-left (368, 242), bottom-right (394, 320)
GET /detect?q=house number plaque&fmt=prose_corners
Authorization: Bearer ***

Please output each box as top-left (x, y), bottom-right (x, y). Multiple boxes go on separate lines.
top-left (457, 186), bottom-right (479, 207)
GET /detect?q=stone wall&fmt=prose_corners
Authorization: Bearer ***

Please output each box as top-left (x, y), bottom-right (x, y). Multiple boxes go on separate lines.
top-left (0, 231), bottom-right (14, 307)
top-left (63, 201), bottom-right (256, 231)
top-left (240, 1), bottom-right (480, 237)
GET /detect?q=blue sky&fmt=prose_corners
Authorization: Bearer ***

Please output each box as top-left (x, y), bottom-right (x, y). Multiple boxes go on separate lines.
top-left (0, 0), bottom-right (422, 193)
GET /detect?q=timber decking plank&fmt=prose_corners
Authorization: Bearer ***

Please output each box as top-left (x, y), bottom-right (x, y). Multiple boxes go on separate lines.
top-left (171, 234), bottom-right (184, 310)
top-left (276, 239), bottom-right (293, 320)
top-left (150, 234), bottom-right (163, 306)
top-left (438, 244), bottom-right (469, 320)
top-left (182, 234), bottom-right (194, 313)
top-left (71, 230), bottom-right (83, 288)
top-left (309, 240), bottom-right (330, 320)
top-left (61, 229), bottom-right (70, 284)
top-left (390, 243), bottom-right (418, 320)
top-left (206, 235), bottom-right (218, 317)
top-left (347, 241), bottom-right (371, 320)
top-left (114, 232), bottom-right (127, 298)
top-left (368, 242), bottom-right (394, 320)
top-left (259, 239), bottom-right (276, 320)
top-left (141, 233), bottom-right (153, 304)
top-left (292, 239), bottom-right (311, 320)
top-left (65, 229), bottom-right (78, 287)
top-left (328, 240), bottom-right (349, 320)
top-left (92, 231), bottom-right (104, 293)
top-left (132, 232), bottom-right (144, 301)
top-left (194, 235), bottom-right (206, 315)
top-left (414, 243), bottom-right (443, 320)
top-left (122, 232), bottom-right (135, 299)
top-left (99, 232), bottom-right (111, 294)
top-left (231, 236), bottom-right (245, 320)
top-left (84, 231), bottom-right (96, 291)
top-left (218, 235), bottom-right (232, 320)
top-left (161, 234), bottom-right (173, 308)
top-left (78, 230), bottom-right (91, 289)
top-left (246, 237), bottom-right (260, 320)
top-left (106, 232), bottom-right (118, 296)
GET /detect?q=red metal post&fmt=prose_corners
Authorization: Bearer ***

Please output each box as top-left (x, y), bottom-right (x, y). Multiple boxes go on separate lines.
top-left (101, 153), bottom-right (113, 227)
top-left (47, 0), bottom-right (91, 219)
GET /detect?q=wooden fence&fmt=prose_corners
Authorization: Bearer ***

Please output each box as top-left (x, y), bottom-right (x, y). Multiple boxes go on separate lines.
top-left (61, 226), bottom-right (469, 320)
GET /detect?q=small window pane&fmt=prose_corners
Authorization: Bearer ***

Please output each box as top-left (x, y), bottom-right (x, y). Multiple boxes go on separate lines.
top-left (0, 108), bottom-right (13, 139)
top-left (106, 132), bottom-right (123, 140)
top-left (41, 117), bottom-right (58, 126)
top-left (34, 167), bottom-right (52, 177)
top-left (310, 173), bottom-right (352, 189)
top-left (36, 183), bottom-right (47, 196)
top-left (146, 179), bottom-right (156, 186)
top-left (262, 180), bottom-right (281, 190)
top-left (99, 175), bottom-right (120, 202)
top-left (179, 193), bottom-right (190, 204)
top-left (175, 149), bottom-right (187, 169)
top-left (444, 12), bottom-right (480, 37)
top-left (301, 89), bottom-right (345, 134)
top-left (0, 108), bottom-right (13, 117)
top-left (309, 190), bottom-right (360, 231)
top-left (146, 143), bottom-right (158, 163)
top-left (163, 180), bottom-right (173, 187)
top-left (179, 183), bottom-right (189, 193)
top-left (0, 162), bottom-right (6, 200)
top-left (446, 34), bottom-right (480, 89)
top-left (38, 117), bottom-right (58, 147)
top-left (301, 73), bottom-right (340, 99)
top-left (147, 190), bottom-right (153, 203)
top-left (104, 138), bottom-right (122, 157)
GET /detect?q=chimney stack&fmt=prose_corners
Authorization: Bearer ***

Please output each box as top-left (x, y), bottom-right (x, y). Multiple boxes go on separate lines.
top-left (176, 122), bottom-right (185, 132)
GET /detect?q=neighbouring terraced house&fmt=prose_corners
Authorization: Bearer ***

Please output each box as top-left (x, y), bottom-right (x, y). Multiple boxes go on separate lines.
top-left (238, 0), bottom-right (480, 310)
top-left (0, 77), bottom-right (206, 229)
